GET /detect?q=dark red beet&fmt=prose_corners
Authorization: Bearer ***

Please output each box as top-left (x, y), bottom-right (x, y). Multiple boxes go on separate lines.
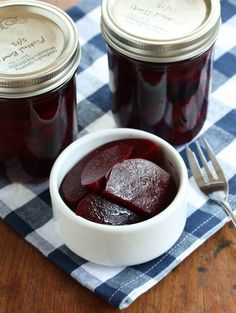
top-left (128, 138), bottom-right (162, 163)
top-left (60, 161), bottom-right (89, 211)
top-left (104, 158), bottom-right (177, 216)
top-left (80, 143), bottom-right (134, 190)
top-left (76, 193), bottom-right (145, 225)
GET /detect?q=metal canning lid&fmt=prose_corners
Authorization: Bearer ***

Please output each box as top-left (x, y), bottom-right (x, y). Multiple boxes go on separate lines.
top-left (101, 0), bottom-right (221, 63)
top-left (0, 0), bottom-right (80, 98)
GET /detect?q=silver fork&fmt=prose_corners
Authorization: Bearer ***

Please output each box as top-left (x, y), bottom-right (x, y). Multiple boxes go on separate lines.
top-left (186, 139), bottom-right (236, 227)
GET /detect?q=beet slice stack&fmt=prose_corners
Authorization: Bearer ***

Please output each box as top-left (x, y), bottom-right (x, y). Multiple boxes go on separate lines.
top-left (60, 138), bottom-right (177, 225)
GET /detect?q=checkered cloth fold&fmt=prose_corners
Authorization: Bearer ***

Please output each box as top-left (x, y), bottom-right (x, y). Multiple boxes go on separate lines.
top-left (1, 0), bottom-right (236, 309)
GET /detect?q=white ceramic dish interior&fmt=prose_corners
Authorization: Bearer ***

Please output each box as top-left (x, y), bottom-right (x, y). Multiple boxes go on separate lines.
top-left (49, 128), bottom-right (188, 266)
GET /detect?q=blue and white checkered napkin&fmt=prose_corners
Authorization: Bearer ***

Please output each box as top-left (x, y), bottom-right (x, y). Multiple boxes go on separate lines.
top-left (1, 0), bottom-right (236, 309)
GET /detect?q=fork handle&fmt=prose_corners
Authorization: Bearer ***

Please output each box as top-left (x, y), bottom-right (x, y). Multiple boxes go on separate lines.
top-left (217, 200), bottom-right (236, 228)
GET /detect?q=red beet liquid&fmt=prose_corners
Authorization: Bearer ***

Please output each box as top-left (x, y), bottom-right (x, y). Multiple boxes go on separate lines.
top-left (0, 76), bottom-right (77, 182)
top-left (107, 46), bottom-right (213, 146)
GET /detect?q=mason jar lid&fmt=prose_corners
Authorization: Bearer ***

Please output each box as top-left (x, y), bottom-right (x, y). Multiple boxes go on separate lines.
top-left (101, 0), bottom-right (221, 63)
top-left (0, 0), bottom-right (80, 98)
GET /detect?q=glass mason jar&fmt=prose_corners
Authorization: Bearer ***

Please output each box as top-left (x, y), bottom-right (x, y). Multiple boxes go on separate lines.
top-left (101, 0), bottom-right (221, 146)
top-left (0, 0), bottom-right (81, 182)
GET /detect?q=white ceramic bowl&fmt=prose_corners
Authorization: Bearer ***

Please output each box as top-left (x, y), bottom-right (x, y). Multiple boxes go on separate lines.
top-left (49, 128), bottom-right (188, 266)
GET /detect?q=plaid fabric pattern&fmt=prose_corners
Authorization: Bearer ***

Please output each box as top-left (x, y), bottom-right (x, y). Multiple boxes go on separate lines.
top-left (1, 0), bottom-right (236, 309)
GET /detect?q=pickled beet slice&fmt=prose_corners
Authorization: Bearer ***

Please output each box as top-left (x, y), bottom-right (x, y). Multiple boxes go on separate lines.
top-left (76, 193), bottom-right (145, 225)
top-left (104, 158), bottom-right (177, 216)
top-left (60, 162), bottom-right (89, 211)
top-left (129, 139), bottom-right (162, 163)
top-left (80, 143), bottom-right (134, 190)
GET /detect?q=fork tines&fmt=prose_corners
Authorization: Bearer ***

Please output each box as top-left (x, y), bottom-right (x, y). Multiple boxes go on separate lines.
top-left (186, 139), bottom-right (226, 186)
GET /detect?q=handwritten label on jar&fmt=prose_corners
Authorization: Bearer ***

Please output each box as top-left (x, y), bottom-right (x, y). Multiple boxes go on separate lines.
top-left (0, 13), bottom-right (64, 73)
top-left (112, 0), bottom-right (207, 40)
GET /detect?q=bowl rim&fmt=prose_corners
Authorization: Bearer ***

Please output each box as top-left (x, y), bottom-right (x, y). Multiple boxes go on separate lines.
top-left (49, 128), bottom-right (188, 233)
